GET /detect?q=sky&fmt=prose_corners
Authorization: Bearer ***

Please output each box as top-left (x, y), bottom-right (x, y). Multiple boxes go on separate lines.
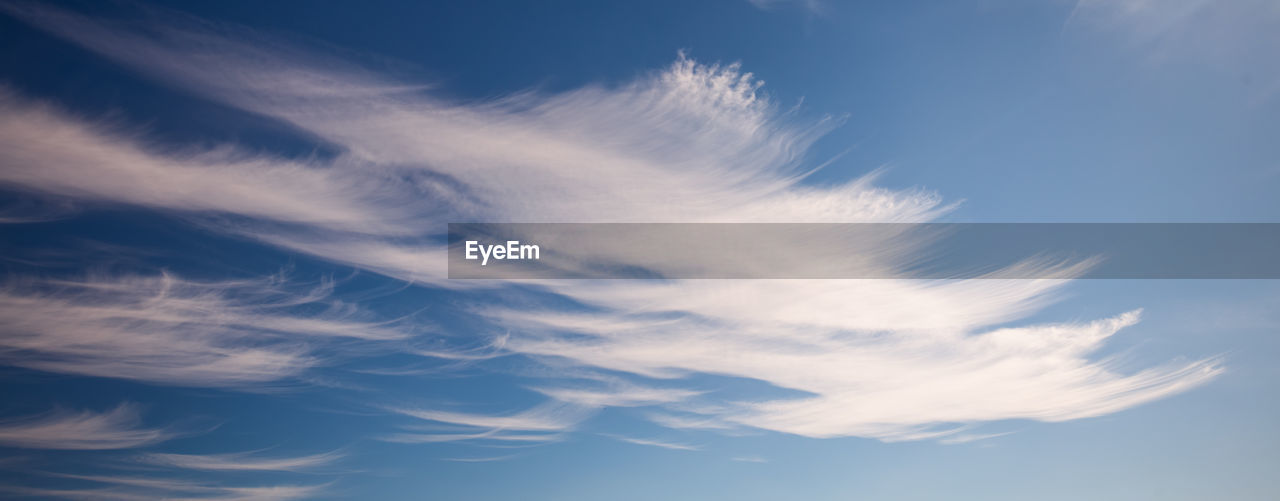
top-left (0, 0), bottom-right (1277, 500)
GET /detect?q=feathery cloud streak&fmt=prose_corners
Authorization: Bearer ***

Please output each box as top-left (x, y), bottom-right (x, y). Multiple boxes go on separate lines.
top-left (0, 273), bottom-right (409, 387)
top-left (138, 449), bottom-right (345, 472)
top-left (0, 3), bottom-right (1223, 443)
top-left (0, 403), bottom-right (170, 450)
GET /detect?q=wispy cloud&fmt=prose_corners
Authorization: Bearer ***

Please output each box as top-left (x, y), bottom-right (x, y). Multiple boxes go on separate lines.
top-left (380, 430), bottom-right (563, 445)
top-left (530, 380), bottom-right (703, 408)
top-left (11, 450), bottom-right (341, 500)
top-left (1, 482), bottom-right (329, 501)
top-left (0, 272), bottom-right (410, 387)
top-left (937, 431), bottom-right (1014, 445)
top-left (439, 454), bottom-right (521, 463)
top-left (497, 307), bottom-right (1221, 440)
top-left (746, 0), bottom-right (825, 14)
top-left (382, 403), bottom-right (589, 445)
top-left (0, 84), bottom-right (418, 236)
top-left (0, 2), bottom-right (944, 288)
top-left (138, 449), bottom-right (345, 472)
top-left (0, 403), bottom-right (171, 450)
top-left (604, 434), bottom-right (701, 451)
top-left (0, 2), bottom-right (1224, 447)
top-left (389, 403), bottom-right (590, 432)
top-left (203, 484), bottom-right (331, 501)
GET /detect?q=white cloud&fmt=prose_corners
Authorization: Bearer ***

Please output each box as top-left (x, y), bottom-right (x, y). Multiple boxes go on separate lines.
top-left (530, 380), bottom-right (703, 408)
top-left (605, 434), bottom-right (701, 451)
top-left (495, 306), bottom-right (1221, 440)
top-left (0, 3), bottom-right (1224, 445)
top-left (937, 431), bottom-right (1014, 445)
top-left (206, 484), bottom-right (331, 501)
top-left (138, 449), bottom-right (344, 472)
top-left (0, 86), bottom-right (422, 236)
top-left (0, 403), bottom-right (170, 450)
top-left (382, 402), bottom-right (590, 445)
top-left (1, 482), bottom-right (329, 501)
top-left (0, 272), bottom-right (409, 387)
top-left (379, 430), bottom-right (562, 445)
top-left (10, 450), bottom-right (339, 500)
top-left (388, 403), bottom-right (589, 432)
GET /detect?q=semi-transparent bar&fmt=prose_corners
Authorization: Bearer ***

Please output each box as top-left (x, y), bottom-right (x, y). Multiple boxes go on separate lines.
top-left (447, 223), bottom-right (1280, 279)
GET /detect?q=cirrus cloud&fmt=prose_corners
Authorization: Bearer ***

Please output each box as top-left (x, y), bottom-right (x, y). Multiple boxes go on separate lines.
top-left (0, 2), bottom-right (1224, 447)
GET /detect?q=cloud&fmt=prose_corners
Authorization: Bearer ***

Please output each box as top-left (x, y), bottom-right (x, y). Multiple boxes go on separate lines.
top-left (4, 20), bottom-right (817, 220)
top-left (6, 450), bottom-right (341, 500)
top-left (937, 431), bottom-right (1014, 445)
top-left (496, 306), bottom-right (1221, 440)
top-left (0, 2), bottom-right (1224, 446)
top-left (138, 449), bottom-right (344, 472)
top-left (0, 403), bottom-right (171, 450)
top-left (529, 380), bottom-right (703, 408)
top-left (0, 482), bottom-right (329, 501)
top-left (604, 434), bottom-right (701, 451)
top-left (200, 484), bottom-right (331, 501)
top-left (379, 430), bottom-right (562, 445)
top-left (382, 403), bottom-right (589, 445)
top-left (39, 474), bottom-right (224, 493)
top-left (745, 0), bottom-right (824, 14)
top-left (0, 85), bottom-right (422, 236)
top-left (439, 454), bottom-right (520, 463)
top-left (389, 403), bottom-right (588, 432)
top-left (0, 272), bottom-right (410, 387)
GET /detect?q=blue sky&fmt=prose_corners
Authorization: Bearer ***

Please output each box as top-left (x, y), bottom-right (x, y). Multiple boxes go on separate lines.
top-left (0, 1), bottom-right (1277, 500)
